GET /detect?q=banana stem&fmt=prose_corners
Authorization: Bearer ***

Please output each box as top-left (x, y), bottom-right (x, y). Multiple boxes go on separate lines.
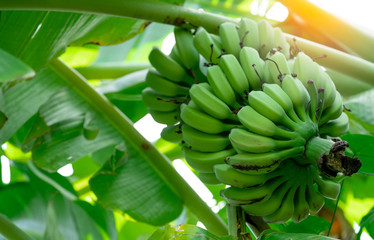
top-left (74, 62), bottom-right (151, 79)
top-left (0, 214), bottom-right (33, 240)
top-left (227, 204), bottom-right (239, 237)
top-left (48, 58), bottom-right (228, 235)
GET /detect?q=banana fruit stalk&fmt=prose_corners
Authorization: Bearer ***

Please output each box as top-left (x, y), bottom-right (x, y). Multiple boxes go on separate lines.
top-left (142, 19), bottom-right (362, 225)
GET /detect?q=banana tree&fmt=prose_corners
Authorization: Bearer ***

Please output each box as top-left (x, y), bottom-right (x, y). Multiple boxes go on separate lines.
top-left (0, 0), bottom-right (374, 239)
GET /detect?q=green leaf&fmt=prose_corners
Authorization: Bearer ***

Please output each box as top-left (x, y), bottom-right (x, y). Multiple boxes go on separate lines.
top-left (358, 206), bottom-right (374, 239)
top-left (0, 11), bottom-right (146, 70)
top-left (341, 134), bottom-right (374, 174)
top-left (43, 199), bottom-right (64, 240)
top-left (148, 224), bottom-right (235, 240)
top-left (258, 229), bottom-right (338, 240)
top-left (283, 216), bottom-right (330, 234)
top-left (89, 143), bottom-right (183, 226)
top-left (345, 90), bottom-right (374, 134)
top-left (118, 220), bottom-right (158, 240)
top-left (0, 48), bottom-right (34, 83)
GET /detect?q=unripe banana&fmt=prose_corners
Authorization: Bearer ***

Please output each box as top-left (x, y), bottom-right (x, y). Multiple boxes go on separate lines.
top-left (281, 75), bottom-right (311, 122)
top-left (193, 27), bottom-right (223, 65)
top-left (247, 91), bottom-right (297, 130)
top-left (184, 147), bottom-right (236, 173)
top-left (237, 106), bottom-right (298, 139)
top-left (263, 185), bottom-right (297, 223)
top-left (262, 83), bottom-right (301, 123)
top-left (189, 83), bottom-right (236, 120)
top-left (319, 91), bottom-right (343, 125)
top-left (148, 108), bottom-right (180, 125)
top-left (182, 124), bottom-right (231, 153)
top-left (206, 65), bottom-right (240, 108)
top-left (198, 172), bottom-right (221, 185)
top-left (180, 103), bottom-right (238, 134)
top-left (305, 80), bottom-right (320, 123)
top-left (316, 68), bottom-right (337, 110)
top-left (142, 87), bottom-right (182, 111)
top-left (220, 176), bottom-right (288, 206)
top-left (238, 17), bottom-right (260, 51)
top-left (229, 128), bottom-right (305, 154)
top-left (263, 51), bottom-right (290, 84)
top-left (292, 183), bottom-right (310, 223)
top-left (219, 54), bottom-right (249, 98)
top-left (292, 52), bottom-right (319, 86)
top-left (174, 27), bottom-right (200, 69)
top-left (148, 47), bottom-right (194, 84)
top-left (242, 179), bottom-right (292, 217)
top-left (257, 20), bottom-right (275, 58)
top-left (314, 176), bottom-right (341, 200)
top-left (273, 27), bottom-right (290, 59)
top-left (225, 146), bottom-right (304, 175)
top-left (169, 45), bottom-right (184, 66)
top-left (161, 124), bottom-right (183, 143)
top-left (214, 163), bottom-right (278, 188)
top-left (219, 22), bottom-right (241, 58)
top-left (239, 47), bottom-right (265, 90)
top-left (145, 69), bottom-right (189, 97)
top-left (319, 112), bottom-right (349, 137)
top-left (306, 179), bottom-right (325, 213)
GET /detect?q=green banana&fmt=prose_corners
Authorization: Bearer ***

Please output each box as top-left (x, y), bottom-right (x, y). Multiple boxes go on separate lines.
top-left (273, 27), bottom-right (290, 59)
top-left (181, 124), bottom-right (231, 153)
top-left (148, 47), bottom-right (193, 84)
top-left (237, 106), bottom-right (298, 139)
top-left (180, 103), bottom-right (238, 134)
top-left (142, 87), bottom-right (183, 111)
top-left (225, 146), bottom-right (305, 175)
top-left (263, 51), bottom-right (290, 84)
top-left (306, 178), bottom-right (325, 213)
top-left (161, 124), bottom-right (183, 143)
top-left (257, 20), bottom-right (275, 58)
top-left (292, 183), bottom-right (310, 223)
top-left (184, 147), bottom-right (236, 173)
top-left (169, 44), bottom-right (184, 66)
top-left (193, 27), bottom-right (223, 65)
top-left (292, 52), bottom-right (320, 86)
top-left (238, 17), bottom-right (260, 51)
top-left (219, 22), bottom-right (241, 58)
top-left (206, 65), bottom-right (241, 108)
top-left (316, 67), bottom-right (337, 110)
top-left (189, 83), bottom-right (236, 120)
top-left (247, 91), bottom-right (297, 130)
top-left (239, 47), bottom-right (265, 91)
top-left (220, 176), bottom-right (288, 206)
top-left (148, 108), bottom-right (180, 125)
top-left (198, 172), bottom-right (221, 185)
top-left (319, 91), bottom-right (343, 125)
top-left (262, 83), bottom-right (301, 123)
top-left (145, 69), bottom-right (189, 97)
top-left (229, 128), bottom-right (305, 153)
top-left (319, 112), bottom-right (349, 137)
top-left (314, 176), bottom-right (341, 200)
top-left (174, 27), bottom-right (200, 69)
top-left (305, 80), bottom-right (320, 123)
top-left (263, 185), bottom-right (297, 223)
top-left (242, 179), bottom-right (293, 217)
top-left (281, 75), bottom-right (311, 122)
top-left (214, 163), bottom-right (278, 188)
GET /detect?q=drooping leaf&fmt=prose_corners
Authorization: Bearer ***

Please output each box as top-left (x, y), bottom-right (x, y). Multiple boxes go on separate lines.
top-left (258, 229), bottom-right (338, 240)
top-left (0, 48), bottom-right (35, 83)
top-left (283, 216), bottom-right (330, 234)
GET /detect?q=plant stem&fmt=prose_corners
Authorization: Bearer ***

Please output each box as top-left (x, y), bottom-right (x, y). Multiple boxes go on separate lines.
top-left (0, 214), bottom-right (33, 240)
top-left (48, 58), bottom-right (228, 235)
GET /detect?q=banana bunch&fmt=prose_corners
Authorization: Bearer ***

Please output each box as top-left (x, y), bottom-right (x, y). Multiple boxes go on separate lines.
top-left (142, 19), bottom-right (361, 224)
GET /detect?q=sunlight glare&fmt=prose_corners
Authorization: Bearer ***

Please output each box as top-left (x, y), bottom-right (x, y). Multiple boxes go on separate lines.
top-left (134, 114), bottom-right (165, 142)
top-left (57, 163), bottom-right (74, 177)
top-left (1, 155), bottom-right (11, 184)
top-left (161, 32), bottom-right (175, 55)
top-left (265, 2), bottom-right (289, 22)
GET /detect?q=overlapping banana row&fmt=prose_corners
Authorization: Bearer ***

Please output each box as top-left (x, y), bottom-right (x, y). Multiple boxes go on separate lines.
top-left (142, 18), bottom-right (361, 224)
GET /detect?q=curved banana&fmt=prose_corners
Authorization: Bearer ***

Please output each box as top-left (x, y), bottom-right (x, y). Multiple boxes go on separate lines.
top-left (146, 69), bottom-right (189, 97)
top-left (263, 51), bottom-right (290, 84)
top-left (316, 68), bottom-right (337, 110)
top-left (292, 52), bottom-right (319, 86)
top-left (219, 22), bottom-right (241, 58)
top-left (238, 17), bottom-right (260, 50)
top-left (247, 91), bottom-right (297, 130)
top-left (206, 65), bottom-right (241, 108)
top-left (198, 172), bottom-right (221, 185)
top-left (306, 178), bottom-right (325, 213)
top-left (292, 183), bottom-right (310, 223)
top-left (273, 27), bottom-right (290, 59)
top-left (319, 112), bottom-right (349, 137)
top-left (239, 47), bottom-right (265, 91)
top-left (148, 108), bottom-right (180, 125)
top-left (237, 106), bottom-right (298, 139)
top-left (257, 20), bottom-right (275, 58)
top-left (184, 147), bottom-right (236, 173)
top-left (182, 124), bottom-right (231, 153)
top-left (319, 91), bottom-right (343, 125)
top-left (180, 102), bottom-right (238, 134)
top-left (174, 27), bottom-right (200, 69)
top-left (314, 175), bottom-right (341, 200)
top-left (142, 87), bottom-right (183, 111)
top-left (225, 146), bottom-right (305, 175)
top-left (193, 27), bottom-right (223, 65)
top-left (189, 83), bottom-right (236, 120)
top-left (161, 124), bottom-right (183, 143)
top-left (219, 54), bottom-right (250, 98)
top-left (169, 45), bottom-right (184, 66)
top-left (229, 128), bottom-right (305, 153)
